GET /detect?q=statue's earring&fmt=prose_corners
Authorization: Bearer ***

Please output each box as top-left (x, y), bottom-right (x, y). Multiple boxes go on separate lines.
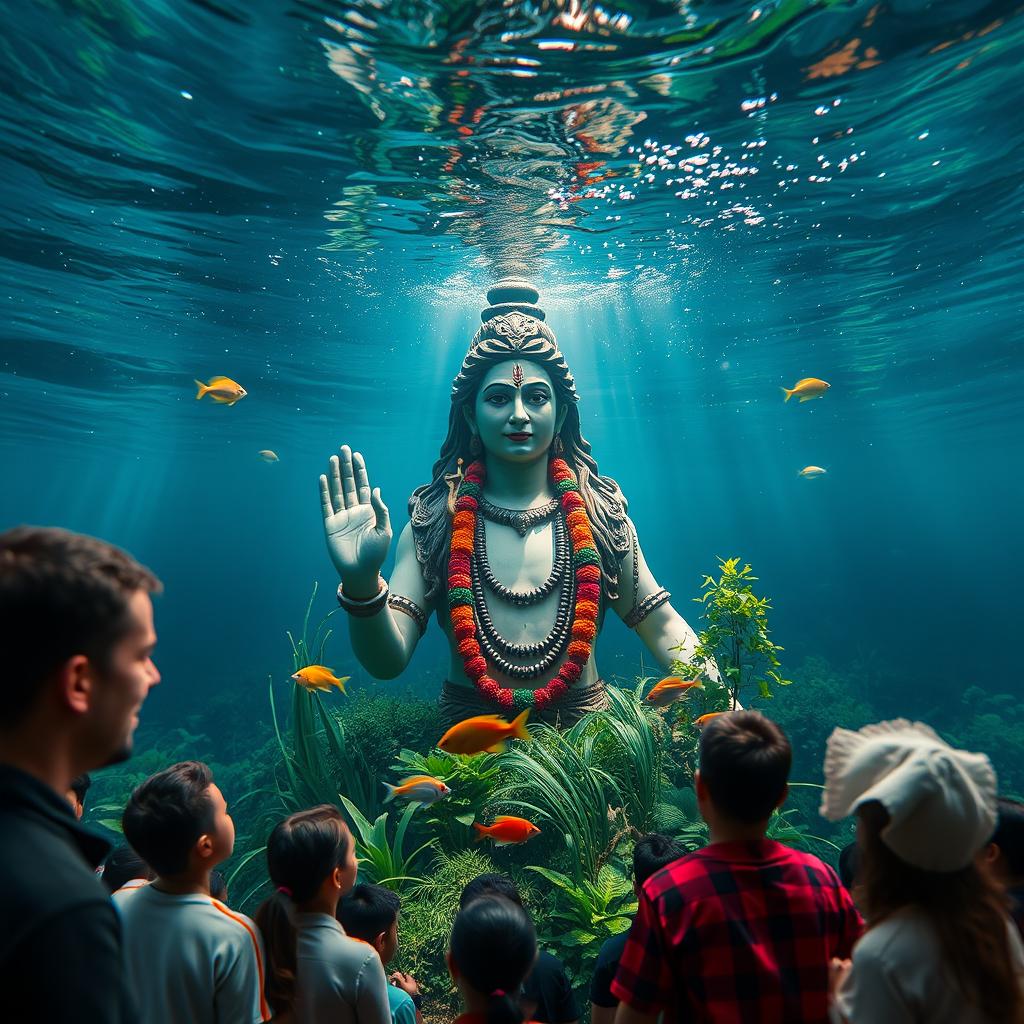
top-left (470, 434), bottom-right (482, 456)
top-left (553, 435), bottom-right (564, 455)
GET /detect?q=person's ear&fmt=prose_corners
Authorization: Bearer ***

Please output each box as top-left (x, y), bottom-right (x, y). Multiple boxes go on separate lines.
top-left (195, 832), bottom-right (215, 864)
top-left (446, 950), bottom-right (458, 983)
top-left (373, 930), bottom-right (387, 955)
top-left (775, 782), bottom-right (789, 810)
top-left (981, 842), bottom-right (1000, 866)
top-left (694, 769), bottom-right (706, 800)
top-left (332, 866), bottom-right (345, 891)
top-left (60, 655), bottom-right (94, 716)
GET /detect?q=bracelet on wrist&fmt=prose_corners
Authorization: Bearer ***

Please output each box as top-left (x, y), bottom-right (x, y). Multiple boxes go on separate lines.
top-left (337, 576), bottom-right (388, 617)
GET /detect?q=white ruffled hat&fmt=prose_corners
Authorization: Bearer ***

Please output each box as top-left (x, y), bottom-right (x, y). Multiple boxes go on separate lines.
top-left (820, 719), bottom-right (997, 872)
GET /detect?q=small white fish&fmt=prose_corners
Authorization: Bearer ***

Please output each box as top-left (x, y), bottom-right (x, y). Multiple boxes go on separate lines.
top-left (258, 450), bottom-right (279, 463)
top-left (799, 466), bottom-right (827, 478)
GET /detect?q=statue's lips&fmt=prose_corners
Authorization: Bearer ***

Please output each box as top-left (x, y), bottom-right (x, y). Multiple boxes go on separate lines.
top-left (505, 433), bottom-right (532, 441)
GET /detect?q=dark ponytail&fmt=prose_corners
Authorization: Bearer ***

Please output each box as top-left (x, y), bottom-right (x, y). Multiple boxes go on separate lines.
top-left (450, 895), bottom-right (537, 1024)
top-left (254, 805), bottom-right (353, 1020)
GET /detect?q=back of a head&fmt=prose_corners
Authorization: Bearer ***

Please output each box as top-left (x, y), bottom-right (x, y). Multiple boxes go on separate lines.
top-left (459, 873), bottom-right (522, 910)
top-left (859, 801), bottom-right (1024, 1022)
top-left (70, 774), bottom-right (92, 806)
top-left (102, 843), bottom-right (154, 893)
top-left (632, 834), bottom-right (686, 888)
top-left (699, 711), bottom-right (792, 823)
top-left (338, 883), bottom-right (400, 943)
top-left (450, 895), bottom-right (537, 1024)
top-left (837, 842), bottom-right (861, 892)
top-left (0, 526), bottom-right (160, 730)
top-left (992, 798), bottom-right (1024, 879)
top-left (257, 805), bottom-right (352, 1020)
top-left (122, 761), bottom-right (214, 878)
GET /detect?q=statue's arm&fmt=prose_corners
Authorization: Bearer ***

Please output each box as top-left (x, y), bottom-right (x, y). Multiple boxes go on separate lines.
top-left (609, 516), bottom-right (722, 683)
top-left (346, 522), bottom-right (431, 680)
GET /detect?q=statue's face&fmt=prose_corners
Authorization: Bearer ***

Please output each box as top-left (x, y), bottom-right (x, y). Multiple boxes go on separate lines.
top-left (465, 359), bottom-right (566, 464)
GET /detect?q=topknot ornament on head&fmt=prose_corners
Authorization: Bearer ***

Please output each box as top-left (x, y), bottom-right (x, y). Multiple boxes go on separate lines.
top-left (455, 279), bottom-right (576, 402)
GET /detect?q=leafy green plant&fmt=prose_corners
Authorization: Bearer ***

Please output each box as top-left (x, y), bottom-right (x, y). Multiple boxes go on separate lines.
top-left (390, 748), bottom-right (501, 849)
top-left (494, 725), bottom-right (621, 884)
top-left (339, 795), bottom-right (435, 893)
top-left (652, 785), bottom-right (709, 852)
top-left (673, 557), bottom-right (791, 708)
top-left (569, 682), bottom-right (668, 834)
top-left (526, 863), bottom-right (635, 981)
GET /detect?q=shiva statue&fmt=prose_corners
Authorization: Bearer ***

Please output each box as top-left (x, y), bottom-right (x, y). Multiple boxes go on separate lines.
top-left (319, 280), bottom-right (718, 728)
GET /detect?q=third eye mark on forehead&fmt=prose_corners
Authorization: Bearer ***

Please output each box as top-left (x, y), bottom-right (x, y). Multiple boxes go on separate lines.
top-left (483, 381), bottom-right (551, 396)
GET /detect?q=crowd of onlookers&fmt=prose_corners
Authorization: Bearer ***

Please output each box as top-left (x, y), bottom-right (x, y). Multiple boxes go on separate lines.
top-left (2, 525), bottom-right (1023, 1023)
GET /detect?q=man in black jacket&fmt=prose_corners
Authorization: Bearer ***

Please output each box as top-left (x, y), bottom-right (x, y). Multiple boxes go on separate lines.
top-left (0, 526), bottom-right (162, 1022)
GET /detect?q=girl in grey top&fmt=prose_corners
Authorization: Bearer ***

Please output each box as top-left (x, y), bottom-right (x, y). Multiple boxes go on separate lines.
top-left (255, 805), bottom-right (391, 1024)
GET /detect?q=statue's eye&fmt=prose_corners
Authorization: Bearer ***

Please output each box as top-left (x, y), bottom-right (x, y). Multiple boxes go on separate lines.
top-left (527, 391), bottom-right (549, 405)
top-left (487, 394), bottom-right (509, 406)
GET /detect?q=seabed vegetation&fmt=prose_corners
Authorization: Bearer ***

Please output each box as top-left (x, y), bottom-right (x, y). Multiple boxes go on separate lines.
top-left (84, 560), bottom-right (1024, 1019)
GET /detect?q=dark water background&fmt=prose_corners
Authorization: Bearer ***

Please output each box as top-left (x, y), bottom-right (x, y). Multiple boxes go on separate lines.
top-left (2, 0), bottom-right (1023, 770)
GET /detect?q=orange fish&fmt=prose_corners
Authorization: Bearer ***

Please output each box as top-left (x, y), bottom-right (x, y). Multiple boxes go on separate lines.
top-left (383, 775), bottom-right (451, 806)
top-left (799, 466), bottom-right (827, 478)
top-left (693, 711), bottom-right (728, 728)
top-left (438, 710), bottom-right (530, 755)
top-left (781, 377), bottom-right (830, 403)
top-left (473, 815), bottom-right (541, 846)
top-left (644, 677), bottom-right (704, 708)
top-left (195, 375), bottom-right (247, 405)
top-left (291, 665), bottom-right (350, 695)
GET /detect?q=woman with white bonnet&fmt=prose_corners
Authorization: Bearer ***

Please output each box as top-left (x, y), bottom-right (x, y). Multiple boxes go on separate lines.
top-left (821, 719), bottom-right (1024, 1023)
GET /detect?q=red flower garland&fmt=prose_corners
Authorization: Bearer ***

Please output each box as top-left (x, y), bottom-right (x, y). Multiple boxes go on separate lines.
top-left (447, 457), bottom-right (601, 710)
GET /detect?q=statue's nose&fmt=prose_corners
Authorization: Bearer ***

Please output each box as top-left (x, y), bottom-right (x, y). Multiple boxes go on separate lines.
top-left (508, 399), bottom-right (529, 424)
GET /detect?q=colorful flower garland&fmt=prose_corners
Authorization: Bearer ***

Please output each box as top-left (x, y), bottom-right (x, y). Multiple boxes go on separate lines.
top-left (448, 457), bottom-right (602, 710)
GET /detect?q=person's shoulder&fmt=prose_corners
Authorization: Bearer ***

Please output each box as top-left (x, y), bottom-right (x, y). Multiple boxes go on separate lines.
top-left (387, 983), bottom-right (415, 1011)
top-left (777, 844), bottom-right (846, 888)
top-left (596, 929), bottom-right (630, 964)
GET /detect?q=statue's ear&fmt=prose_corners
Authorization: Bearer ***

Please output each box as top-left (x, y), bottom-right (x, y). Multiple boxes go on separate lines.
top-left (461, 404), bottom-right (477, 434)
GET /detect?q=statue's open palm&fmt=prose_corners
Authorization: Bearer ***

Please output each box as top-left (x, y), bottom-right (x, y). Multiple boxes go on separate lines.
top-left (319, 445), bottom-right (392, 582)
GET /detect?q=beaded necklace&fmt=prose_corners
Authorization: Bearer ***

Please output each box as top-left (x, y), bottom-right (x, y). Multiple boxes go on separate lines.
top-left (448, 457), bottom-right (602, 711)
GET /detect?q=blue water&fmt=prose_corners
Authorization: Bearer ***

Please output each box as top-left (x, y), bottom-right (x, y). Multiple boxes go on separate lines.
top-left (2, 0), bottom-right (1023, 743)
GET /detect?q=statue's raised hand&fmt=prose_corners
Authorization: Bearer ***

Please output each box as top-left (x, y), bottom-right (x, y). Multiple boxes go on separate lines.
top-left (319, 445), bottom-right (392, 591)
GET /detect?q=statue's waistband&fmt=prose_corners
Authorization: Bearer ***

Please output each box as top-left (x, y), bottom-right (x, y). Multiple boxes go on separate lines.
top-left (438, 678), bottom-right (609, 731)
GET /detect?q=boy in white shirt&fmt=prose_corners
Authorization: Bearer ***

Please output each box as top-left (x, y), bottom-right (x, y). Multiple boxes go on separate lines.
top-left (117, 760), bottom-right (271, 1024)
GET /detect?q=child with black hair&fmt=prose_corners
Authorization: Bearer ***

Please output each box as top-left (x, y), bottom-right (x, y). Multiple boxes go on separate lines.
top-left (982, 797), bottom-right (1024, 936)
top-left (255, 804), bottom-right (390, 1024)
top-left (450, 894), bottom-right (539, 1024)
top-left (101, 843), bottom-right (154, 895)
top-left (118, 760), bottom-right (270, 1024)
top-left (338, 882), bottom-right (422, 1024)
top-left (589, 834), bottom-right (685, 1024)
top-left (460, 874), bottom-right (578, 1024)
top-left (613, 711), bottom-right (861, 1024)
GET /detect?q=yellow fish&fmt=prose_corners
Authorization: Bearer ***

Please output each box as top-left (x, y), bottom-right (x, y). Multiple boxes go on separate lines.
top-left (383, 775), bottom-right (451, 805)
top-left (693, 711), bottom-right (728, 729)
top-left (782, 378), bottom-right (830, 403)
top-left (644, 677), bottom-right (704, 708)
top-left (799, 466), bottom-right (827, 478)
top-left (195, 376), bottom-right (247, 405)
top-left (291, 665), bottom-right (350, 695)
top-left (438, 710), bottom-right (531, 755)
top-left (258, 450), bottom-right (279, 463)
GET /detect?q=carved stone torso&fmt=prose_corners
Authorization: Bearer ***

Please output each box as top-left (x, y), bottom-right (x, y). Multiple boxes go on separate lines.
top-left (442, 516), bottom-right (604, 691)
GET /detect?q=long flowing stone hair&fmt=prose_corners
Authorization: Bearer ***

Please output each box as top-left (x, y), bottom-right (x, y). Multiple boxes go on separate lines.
top-left (408, 283), bottom-right (631, 606)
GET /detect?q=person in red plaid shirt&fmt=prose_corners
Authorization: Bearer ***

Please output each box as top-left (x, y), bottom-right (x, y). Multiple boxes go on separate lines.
top-left (611, 711), bottom-right (861, 1024)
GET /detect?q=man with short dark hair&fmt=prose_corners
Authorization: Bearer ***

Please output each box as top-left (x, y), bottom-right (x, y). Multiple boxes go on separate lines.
top-left (460, 873), bottom-right (579, 1024)
top-left (612, 711), bottom-right (862, 1024)
top-left (117, 760), bottom-right (270, 1024)
top-left (0, 525), bottom-right (162, 1022)
top-left (590, 834), bottom-right (686, 1024)
top-left (339, 882), bottom-right (422, 1024)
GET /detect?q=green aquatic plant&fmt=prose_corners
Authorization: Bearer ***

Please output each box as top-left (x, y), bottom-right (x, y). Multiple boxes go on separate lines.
top-left (268, 582), bottom-right (380, 818)
top-left (569, 681), bottom-right (668, 834)
top-left (339, 690), bottom-right (443, 778)
top-left (390, 747), bottom-right (501, 849)
top-left (338, 795), bottom-right (435, 893)
top-left (494, 724), bottom-right (621, 885)
top-left (673, 557), bottom-right (791, 709)
top-left (526, 863), bottom-right (635, 983)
